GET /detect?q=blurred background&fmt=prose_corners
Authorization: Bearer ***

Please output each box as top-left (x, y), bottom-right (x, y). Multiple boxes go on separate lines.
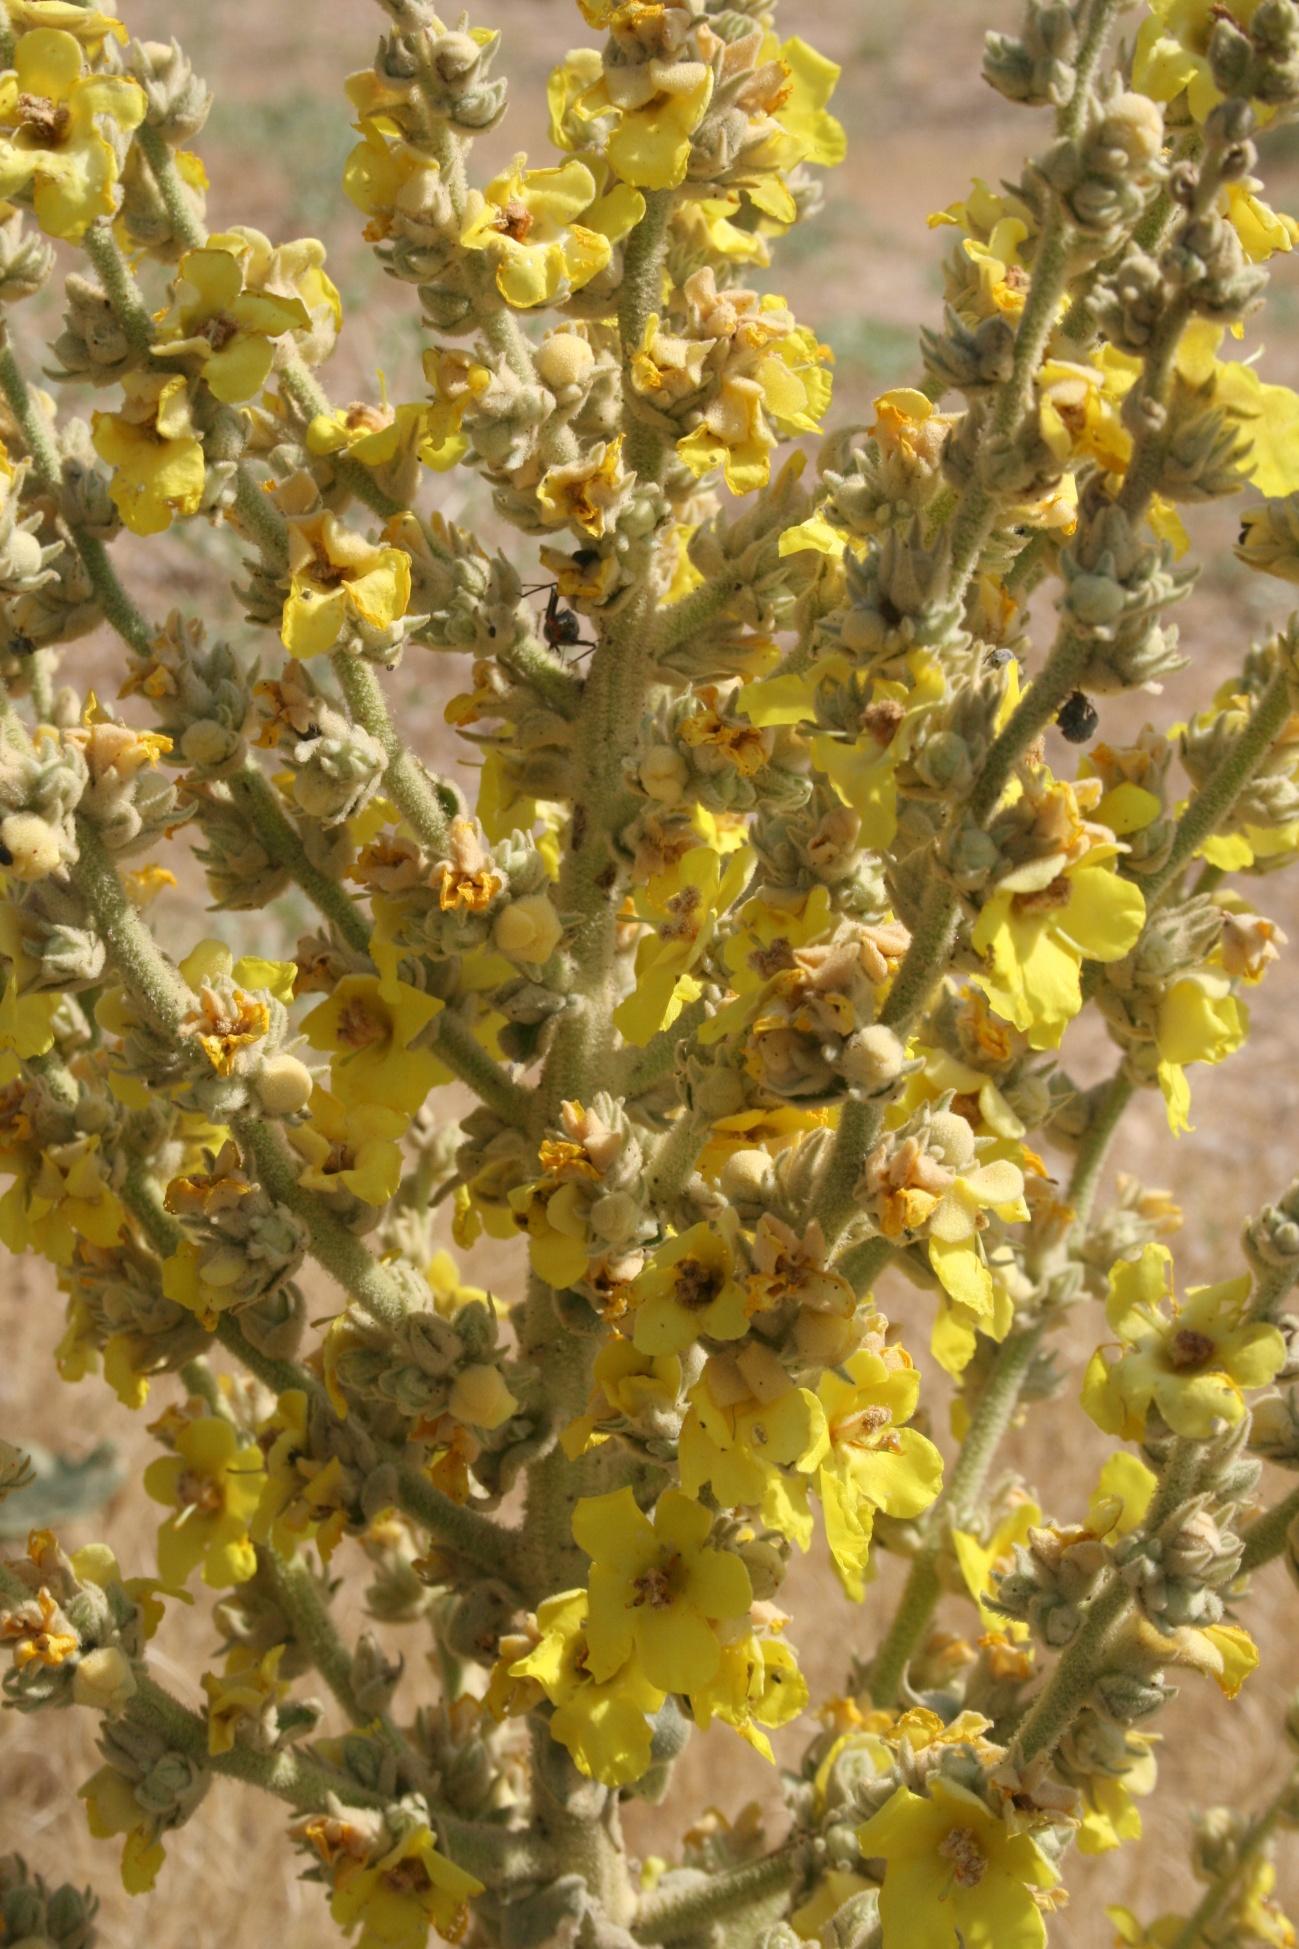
top-left (3, 2), bottom-right (1299, 1944)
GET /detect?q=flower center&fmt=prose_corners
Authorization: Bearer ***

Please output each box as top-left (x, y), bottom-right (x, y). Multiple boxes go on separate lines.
top-left (199, 312), bottom-right (240, 351)
top-left (18, 92), bottom-right (70, 147)
top-left (674, 1256), bottom-right (722, 1311)
top-left (1167, 1326), bottom-right (1217, 1372)
top-left (632, 1552), bottom-right (681, 1608)
top-left (497, 198), bottom-right (534, 242)
top-left (937, 1824), bottom-right (988, 1889)
top-left (1011, 873), bottom-right (1072, 915)
top-left (336, 998), bottom-right (388, 1050)
top-left (177, 1469), bottom-right (224, 1516)
top-left (837, 1403), bottom-right (897, 1450)
top-left (862, 698), bottom-right (905, 747)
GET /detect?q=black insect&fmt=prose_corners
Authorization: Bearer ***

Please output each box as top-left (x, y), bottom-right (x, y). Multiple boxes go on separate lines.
top-left (541, 584), bottom-right (584, 651)
top-left (522, 578), bottom-right (596, 658)
top-left (1057, 690), bottom-right (1099, 744)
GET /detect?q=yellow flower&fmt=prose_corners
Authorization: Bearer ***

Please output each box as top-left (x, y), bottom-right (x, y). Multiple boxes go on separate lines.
top-left (79, 1765), bottom-right (167, 1894)
top-left (142, 1414), bottom-right (263, 1589)
top-left (92, 371), bottom-right (205, 538)
top-left (153, 247), bottom-right (309, 403)
top-left (0, 1131), bottom-right (124, 1267)
top-left (677, 308), bottom-right (834, 495)
top-left (1154, 970), bottom-right (1247, 1135)
top-left (301, 974), bottom-right (441, 1115)
top-left (508, 1588), bottom-right (665, 1787)
top-left (537, 434), bottom-right (628, 538)
top-left (751, 36), bottom-right (846, 179)
top-left (1225, 179), bottom-right (1299, 261)
top-left (953, 1497), bottom-right (1042, 1635)
top-left (810, 1347), bottom-right (944, 1599)
top-left (1133, 0), bottom-right (1267, 123)
top-left (556, 46), bottom-right (714, 191)
top-left (201, 1643), bottom-right (287, 1754)
top-left (328, 1824), bottom-right (483, 1949)
top-left (342, 113), bottom-right (440, 241)
top-left (7, 4), bottom-right (126, 47)
top-left (280, 510), bottom-right (412, 659)
top-left (614, 840), bottom-right (753, 1046)
top-left (1, 1582), bottom-right (78, 1671)
top-left (574, 1485), bottom-right (752, 1693)
top-left (290, 1088), bottom-right (406, 1205)
top-left (630, 1223), bottom-right (750, 1355)
top-left (679, 1348), bottom-right (828, 1545)
top-left (689, 1630), bottom-right (808, 1762)
top-left (1082, 1243), bottom-right (1285, 1440)
top-left (207, 224), bottom-right (342, 360)
top-left (858, 1778), bottom-right (1059, 1949)
top-left (972, 840), bottom-right (1146, 1051)
top-left (562, 1336), bottom-right (684, 1458)
top-left (459, 154), bottom-right (640, 308)
top-left (251, 1388), bottom-right (348, 1564)
top-left (0, 29), bottom-right (143, 240)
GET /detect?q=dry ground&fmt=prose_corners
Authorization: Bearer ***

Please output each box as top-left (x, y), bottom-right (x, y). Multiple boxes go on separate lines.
top-left (2, 1), bottom-right (1299, 1943)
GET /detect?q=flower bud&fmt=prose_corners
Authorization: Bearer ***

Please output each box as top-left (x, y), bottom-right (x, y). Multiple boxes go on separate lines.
top-left (493, 893), bottom-right (563, 966)
top-left (1, 811), bottom-right (66, 880)
top-left (448, 1363), bottom-right (518, 1431)
top-left (536, 332), bottom-right (595, 393)
top-left (72, 1645), bottom-right (138, 1714)
top-left (255, 1054), bottom-right (315, 1117)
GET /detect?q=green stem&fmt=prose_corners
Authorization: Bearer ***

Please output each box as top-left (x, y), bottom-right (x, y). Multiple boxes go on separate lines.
top-left (227, 764), bottom-right (371, 954)
top-left (82, 222), bottom-right (154, 358)
top-left (618, 997), bottom-right (708, 1098)
top-left (232, 463), bottom-right (290, 565)
top-left (644, 1108), bottom-right (707, 1207)
top-left (432, 1009), bottom-right (531, 1126)
top-left (1069, 1069), bottom-right (1135, 1229)
top-left (867, 1323), bottom-right (1045, 1704)
top-left (618, 189), bottom-right (674, 480)
top-left (633, 1845), bottom-right (802, 1944)
top-left (1239, 1482), bottom-right (1299, 1575)
top-left (0, 335), bottom-right (157, 659)
top-left (649, 574), bottom-right (736, 661)
top-left (138, 124), bottom-right (207, 249)
top-left (332, 652), bottom-right (452, 857)
top-left (835, 1232), bottom-right (894, 1296)
top-left (216, 1313), bottom-right (322, 1402)
top-left (231, 1112), bottom-right (412, 1333)
top-left (280, 355), bottom-right (405, 521)
top-left (71, 818), bottom-right (191, 1036)
top-left (1143, 664), bottom-right (1293, 910)
top-left (1010, 1440), bottom-right (1202, 1766)
top-left (256, 1544), bottom-right (441, 1797)
top-left (942, 0), bottom-right (1125, 597)
top-left (809, 1097), bottom-right (883, 1246)
top-left (132, 1671), bottom-right (385, 1811)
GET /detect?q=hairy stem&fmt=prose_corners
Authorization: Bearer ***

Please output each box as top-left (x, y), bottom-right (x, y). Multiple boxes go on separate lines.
top-left (633, 1844), bottom-right (803, 1944)
top-left (332, 651), bottom-right (453, 857)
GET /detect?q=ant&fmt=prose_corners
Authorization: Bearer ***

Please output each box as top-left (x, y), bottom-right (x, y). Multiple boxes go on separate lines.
top-left (521, 579), bottom-right (598, 660)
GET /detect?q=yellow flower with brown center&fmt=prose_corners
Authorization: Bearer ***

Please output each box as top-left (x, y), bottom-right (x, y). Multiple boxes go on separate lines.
top-left (280, 510), bottom-right (412, 659)
top-left (432, 817), bottom-right (505, 913)
top-left (153, 246), bottom-right (310, 404)
top-left (91, 371), bottom-right (205, 537)
top-left (0, 28), bottom-right (144, 241)
top-left (301, 973), bottom-right (442, 1115)
top-left (537, 436), bottom-right (629, 538)
top-left (1, 1582), bottom-right (79, 1670)
top-left (630, 1222), bottom-right (750, 1354)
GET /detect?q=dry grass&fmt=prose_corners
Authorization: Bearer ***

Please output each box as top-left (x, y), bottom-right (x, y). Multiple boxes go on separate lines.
top-left (3, 1), bottom-right (1299, 1943)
